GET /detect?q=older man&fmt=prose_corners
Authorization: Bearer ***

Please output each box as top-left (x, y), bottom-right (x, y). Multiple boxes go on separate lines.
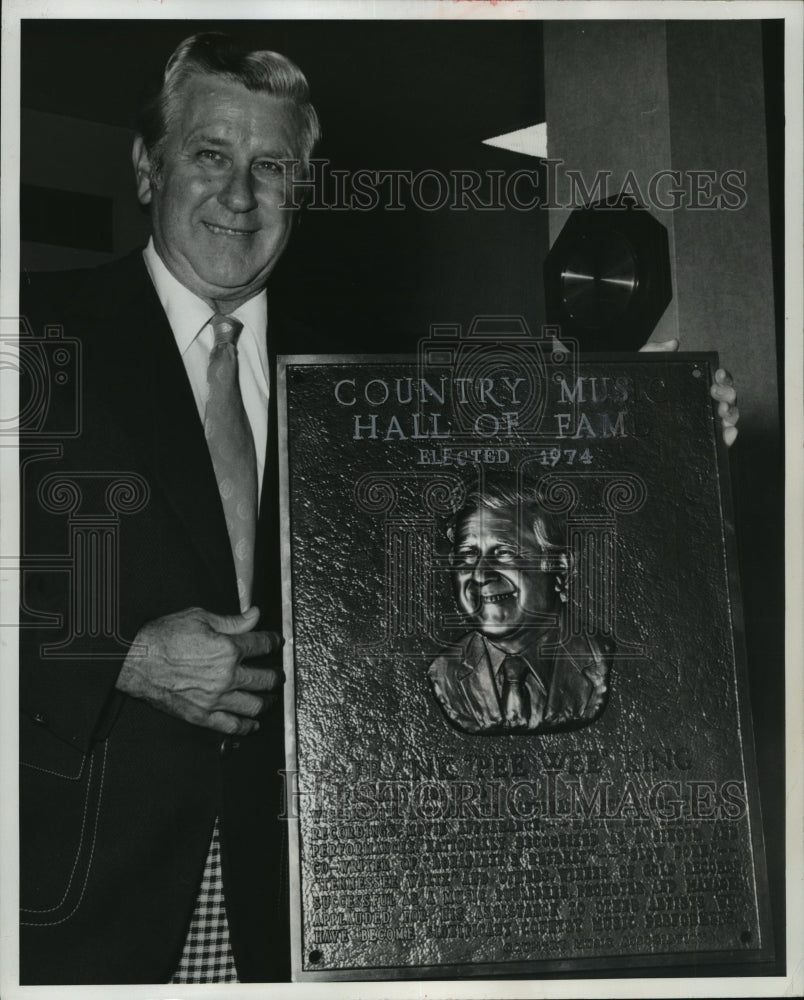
top-left (20, 33), bottom-right (319, 985)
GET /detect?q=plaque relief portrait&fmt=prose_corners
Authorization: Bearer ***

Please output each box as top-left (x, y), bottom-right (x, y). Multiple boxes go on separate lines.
top-left (428, 485), bottom-right (613, 734)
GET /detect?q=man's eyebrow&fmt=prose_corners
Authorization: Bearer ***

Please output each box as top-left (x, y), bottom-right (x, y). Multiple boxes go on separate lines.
top-left (186, 133), bottom-right (294, 158)
top-left (187, 134), bottom-right (230, 147)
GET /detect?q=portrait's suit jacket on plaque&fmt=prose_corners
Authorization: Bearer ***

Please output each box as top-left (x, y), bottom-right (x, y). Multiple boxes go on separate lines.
top-left (427, 628), bottom-right (612, 734)
top-left (19, 250), bottom-right (309, 984)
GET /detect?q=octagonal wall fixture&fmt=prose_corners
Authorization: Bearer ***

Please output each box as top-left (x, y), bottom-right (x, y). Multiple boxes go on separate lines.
top-left (543, 197), bottom-right (672, 352)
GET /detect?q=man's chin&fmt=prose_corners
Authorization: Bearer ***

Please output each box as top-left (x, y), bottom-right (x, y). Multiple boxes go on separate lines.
top-left (473, 619), bottom-right (520, 638)
top-left (192, 268), bottom-right (273, 309)
top-left (197, 266), bottom-right (266, 294)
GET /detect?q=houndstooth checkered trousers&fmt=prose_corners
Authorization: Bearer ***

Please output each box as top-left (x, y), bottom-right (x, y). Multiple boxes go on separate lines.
top-left (171, 819), bottom-right (237, 983)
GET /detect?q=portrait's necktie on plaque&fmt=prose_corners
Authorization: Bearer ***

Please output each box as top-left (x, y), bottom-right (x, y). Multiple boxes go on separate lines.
top-left (501, 654), bottom-right (530, 727)
top-left (204, 314), bottom-right (257, 611)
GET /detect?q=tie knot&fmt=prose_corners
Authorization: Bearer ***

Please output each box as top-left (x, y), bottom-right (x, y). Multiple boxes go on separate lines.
top-left (210, 313), bottom-right (244, 347)
top-left (502, 655), bottom-right (529, 683)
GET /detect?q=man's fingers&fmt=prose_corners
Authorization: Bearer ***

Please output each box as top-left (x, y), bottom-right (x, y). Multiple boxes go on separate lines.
top-left (235, 663), bottom-right (284, 693)
top-left (718, 402), bottom-right (740, 426)
top-left (714, 367), bottom-right (734, 387)
top-left (205, 711), bottom-right (260, 736)
top-left (170, 698), bottom-right (259, 735)
top-left (723, 425), bottom-right (738, 448)
top-left (218, 690), bottom-right (265, 718)
top-left (206, 606), bottom-right (261, 635)
top-left (711, 383), bottom-right (737, 405)
top-left (639, 338), bottom-right (679, 353)
top-left (230, 628), bottom-right (283, 660)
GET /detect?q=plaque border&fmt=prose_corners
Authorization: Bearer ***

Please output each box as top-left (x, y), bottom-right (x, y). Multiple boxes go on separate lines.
top-left (278, 351), bottom-right (775, 982)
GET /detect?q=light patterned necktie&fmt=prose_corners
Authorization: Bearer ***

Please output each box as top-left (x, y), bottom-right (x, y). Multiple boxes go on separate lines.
top-left (204, 314), bottom-right (257, 611)
top-left (501, 654), bottom-right (531, 727)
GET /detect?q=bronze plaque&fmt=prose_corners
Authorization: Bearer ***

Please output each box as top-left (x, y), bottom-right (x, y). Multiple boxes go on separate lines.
top-left (278, 323), bottom-right (773, 981)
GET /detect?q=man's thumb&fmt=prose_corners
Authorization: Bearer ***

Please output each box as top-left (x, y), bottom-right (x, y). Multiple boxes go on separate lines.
top-left (207, 606), bottom-right (261, 635)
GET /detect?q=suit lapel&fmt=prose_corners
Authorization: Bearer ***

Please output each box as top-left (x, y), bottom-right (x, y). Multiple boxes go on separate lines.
top-left (460, 633), bottom-right (504, 726)
top-left (80, 253), bottom-right (239, 608)
top-left (253, 339), bottom-right (281, 628)
top-left (151, 298), bottom-right (240, 606)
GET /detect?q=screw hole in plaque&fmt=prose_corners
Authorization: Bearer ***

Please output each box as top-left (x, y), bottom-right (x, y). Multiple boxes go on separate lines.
top-left (740, 930), bottom-right (753, 944)
top-left (692, 367), bottom-right (702, 378)
top-left (309, 949), bottom-right (323, 964)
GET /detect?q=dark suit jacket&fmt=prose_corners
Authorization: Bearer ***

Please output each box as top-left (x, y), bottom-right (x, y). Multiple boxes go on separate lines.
top-left (427, 629), bottom-right (612, 734)
top-left (19, 250), bottom-right (313, 984)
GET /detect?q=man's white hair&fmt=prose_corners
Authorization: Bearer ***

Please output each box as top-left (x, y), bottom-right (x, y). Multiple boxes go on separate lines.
top-left (137, 32), bottom-right (321, 174)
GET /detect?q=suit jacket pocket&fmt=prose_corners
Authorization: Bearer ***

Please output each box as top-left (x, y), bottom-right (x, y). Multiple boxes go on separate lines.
top-left (20, 715), bottom-right (108, 926)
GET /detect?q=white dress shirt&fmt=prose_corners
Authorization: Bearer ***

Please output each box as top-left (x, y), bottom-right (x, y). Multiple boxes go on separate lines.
top-left (142, 239), bottom-right (270, 500)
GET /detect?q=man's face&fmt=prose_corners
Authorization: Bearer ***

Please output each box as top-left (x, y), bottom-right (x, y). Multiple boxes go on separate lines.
top-left (137, 74), bottom-right (300, 309)
top-left (451, 508), bottom-right (556, 641)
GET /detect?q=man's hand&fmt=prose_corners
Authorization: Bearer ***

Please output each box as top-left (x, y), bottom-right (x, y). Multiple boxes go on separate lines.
top-left (710, 368), bottom-right (739, 447)
top-left (116, 606), bottom-right (283, 735)
top-left (639, 339), bottom-right (739, 447)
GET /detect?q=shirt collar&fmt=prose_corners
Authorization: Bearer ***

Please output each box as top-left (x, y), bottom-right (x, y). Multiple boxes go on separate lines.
top-left (143, 238), bottom-right (267, 359)
top-left (479, 632), bottom-right (549, 679)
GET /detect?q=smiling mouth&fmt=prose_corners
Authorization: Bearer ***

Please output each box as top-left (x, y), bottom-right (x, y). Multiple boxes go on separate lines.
top-left (480, 589), bottom-right (518, 605)
top-left (203, 222), bottom-right (256, 237)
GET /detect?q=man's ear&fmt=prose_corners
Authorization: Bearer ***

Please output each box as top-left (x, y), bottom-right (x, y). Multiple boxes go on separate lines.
top-left (540, 551), bottom-right (571, 574)
top-left (132, 136), bottom-right (156, 206)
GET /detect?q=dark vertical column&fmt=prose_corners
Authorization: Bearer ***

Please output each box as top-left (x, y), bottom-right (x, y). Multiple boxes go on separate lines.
top-left (543, 20), bottom-right (680, 344)
top-left (666, 20), bottom-right (777, 435)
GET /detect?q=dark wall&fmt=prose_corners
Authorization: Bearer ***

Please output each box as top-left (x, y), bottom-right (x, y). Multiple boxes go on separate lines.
top-left (20, 19), bottom-right (549, 353)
